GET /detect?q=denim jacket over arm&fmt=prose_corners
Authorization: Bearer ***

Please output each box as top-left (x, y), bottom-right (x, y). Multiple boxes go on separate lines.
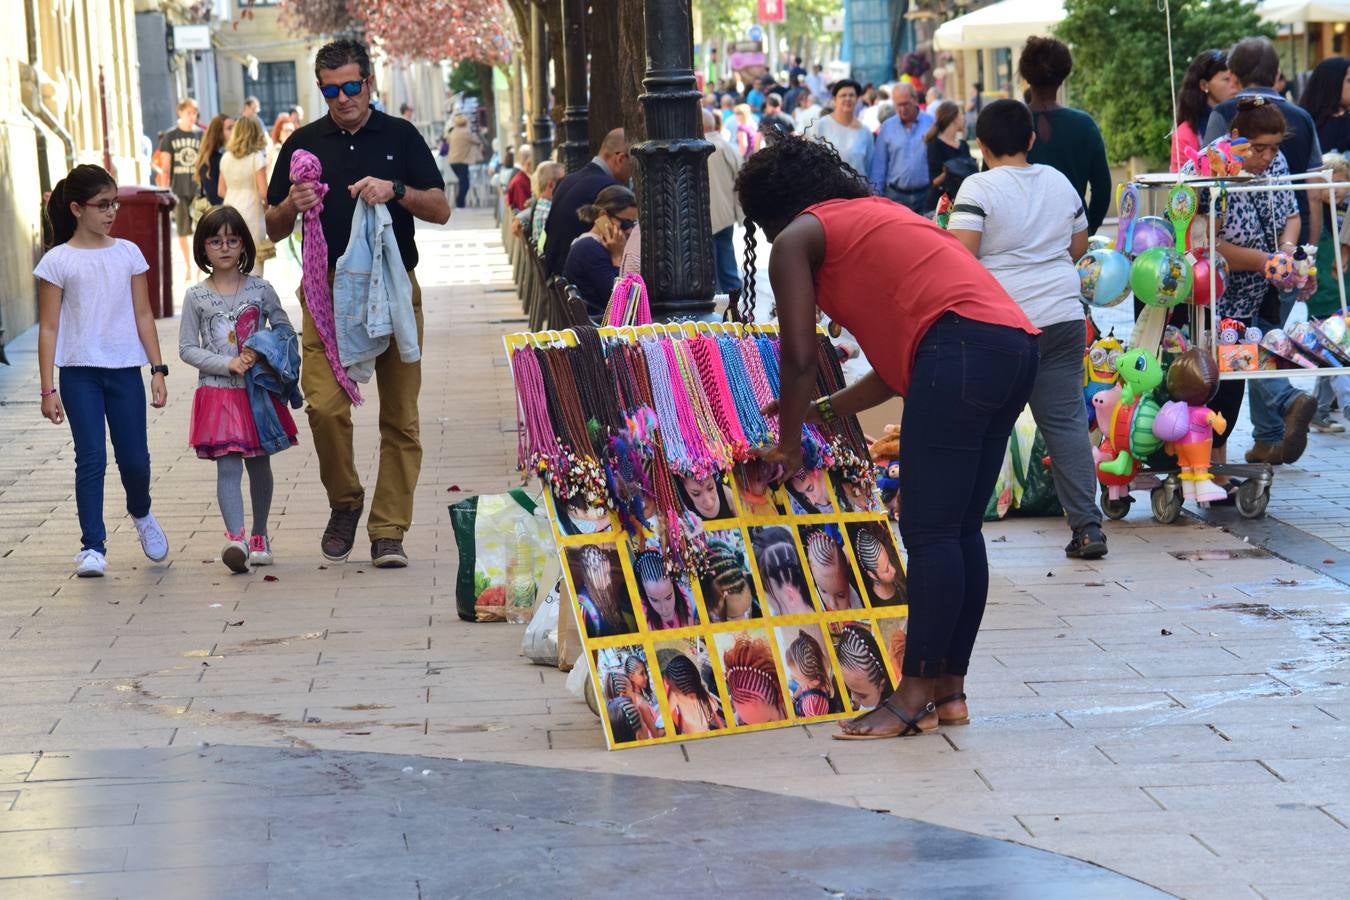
top-left (242, 324), bottom-right (303, 457)
top-left (333, 198), bottom-right (420, 383)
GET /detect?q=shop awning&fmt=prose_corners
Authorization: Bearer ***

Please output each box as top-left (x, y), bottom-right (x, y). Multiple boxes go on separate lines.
top-left (1258, 0), bottom-right (1350, 24)
top-left (932, 0), bottom-right (1067, 51)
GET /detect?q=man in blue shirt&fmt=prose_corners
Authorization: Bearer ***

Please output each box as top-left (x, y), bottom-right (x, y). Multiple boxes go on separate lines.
top-left (869, 83), bottom-right (934, 214)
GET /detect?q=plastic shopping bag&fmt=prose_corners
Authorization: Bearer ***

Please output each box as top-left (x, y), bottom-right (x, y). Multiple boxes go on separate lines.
top-left (521, 579), bottom-right (562, 666)
top-left (450, 488), bottom-right (557, 623)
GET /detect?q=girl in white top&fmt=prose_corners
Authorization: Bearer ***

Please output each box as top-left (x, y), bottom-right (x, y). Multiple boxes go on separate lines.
top-left (220, 115), bottom-right (270, 275)
top-left (34, 164), bottom-right (171, 578)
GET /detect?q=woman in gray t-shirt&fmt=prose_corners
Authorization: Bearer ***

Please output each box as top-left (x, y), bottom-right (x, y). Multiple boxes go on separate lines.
top-left (806, 79), bottom-right (874, 178)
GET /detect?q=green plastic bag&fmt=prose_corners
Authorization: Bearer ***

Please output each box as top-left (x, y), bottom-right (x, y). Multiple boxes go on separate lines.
top-left (450, 488), bottom-right (556, 623)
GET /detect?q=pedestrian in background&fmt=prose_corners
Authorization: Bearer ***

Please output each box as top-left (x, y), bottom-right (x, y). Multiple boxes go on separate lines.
top-left (1020, 37), bottom-right (1112, 234)
top-left (34, 164), bottom-right (171, 578)
top-left (563, 185), bottom-right (639, 318)
top-left (704, 109), bottom-right (743, 294)
top-left (792, 89), bottom-right (822, 133)
top-left (1172, 50), bottom-right (1237, 171)
top-left (446, 112), bottom-right (484, 209)
top-left (924, 100), bottom-right (971, 212)
top-left (220, 115), bottom-right (271, 275)
top-left (543, 128), bottom-right (631, 277)
top-left (265, 38), bottom-right (450, 568)
top-left (871, 82), bottom-right (934, 214)
top-left (179, 206), bottom-right (298, 573)
top-left (948, 100), bottom-right (1106, 559)
top-left (155, 97), bottom-right (202, 281)
top-left (805, 79), bottom-right (874, 178)
top-left (194, 114), bottom-right (232, 207)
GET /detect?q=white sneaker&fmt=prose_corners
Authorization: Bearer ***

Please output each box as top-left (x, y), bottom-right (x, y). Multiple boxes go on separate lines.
top-left (248, 534), bottom-right (273, 567)
top-left (133, 513), bottom-right (169, 562)
top-left (221, 532), bottom-right (249, 574)
top-left (74, 549), bottom-right (107, 578)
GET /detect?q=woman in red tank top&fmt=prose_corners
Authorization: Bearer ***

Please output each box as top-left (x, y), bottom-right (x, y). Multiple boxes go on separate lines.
top-left (736, 136), bottom-right (1039, 739)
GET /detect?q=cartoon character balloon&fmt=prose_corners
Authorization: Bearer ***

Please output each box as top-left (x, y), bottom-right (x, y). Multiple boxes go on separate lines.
top-left (1077, 249), bottom-right (1132, 308)
top-left (1130, 247), bottom-right (1194, 308)
top-left (1129, 216), bottom-right (1175, 256)
top-left (1152, 349), bottom-right (1227, 504)
top-left (1098, 348), bottom-right (1165, 478)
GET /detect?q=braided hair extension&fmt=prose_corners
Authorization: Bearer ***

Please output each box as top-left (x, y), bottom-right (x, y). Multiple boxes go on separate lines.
top-left (835, 623), bottom-right (893, 704)
top-left (635, 549), bottom-right (694, 629)
top-left (741, 220), bottom-right (759, 320)
top-left (662, 653), bottom-right (718, 727)
top-left (572, 326), bottom-right (625, 439)
top-left (786, 629), bottom-right (835, 701)
top-left (606, 696), bottom-right (641, 743)
top-left (814, 335), bottom-right (870, 465)
top-left (722, 634), bottom-right (786, 717)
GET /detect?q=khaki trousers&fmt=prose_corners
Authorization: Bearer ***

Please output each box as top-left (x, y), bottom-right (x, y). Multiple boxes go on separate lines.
top-left (300, 272), bottom-right (424, 541)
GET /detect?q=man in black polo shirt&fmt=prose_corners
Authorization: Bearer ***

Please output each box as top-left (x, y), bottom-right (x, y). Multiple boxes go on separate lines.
top-left (265, 38), bottom-right (450, 570)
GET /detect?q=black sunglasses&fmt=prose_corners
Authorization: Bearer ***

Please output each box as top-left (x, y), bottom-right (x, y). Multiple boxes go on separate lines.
top-left (319, 79), bottom-right (366, 99)
top-left (618, 217), bottom-right (638, 232)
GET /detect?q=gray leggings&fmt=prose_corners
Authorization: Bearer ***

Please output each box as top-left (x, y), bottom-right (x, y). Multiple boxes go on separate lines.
top-left (1029, 319), bottom-right (1101, 531)
top-left (216, 454), bottom-right (273, 537)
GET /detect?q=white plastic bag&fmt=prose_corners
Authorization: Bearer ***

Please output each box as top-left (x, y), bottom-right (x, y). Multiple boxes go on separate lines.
top-left (521, 580), bottom-right (561, 666)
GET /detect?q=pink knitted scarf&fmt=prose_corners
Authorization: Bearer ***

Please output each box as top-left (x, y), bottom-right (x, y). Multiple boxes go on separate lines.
top-left (290, 149), bottom-right (361, 405)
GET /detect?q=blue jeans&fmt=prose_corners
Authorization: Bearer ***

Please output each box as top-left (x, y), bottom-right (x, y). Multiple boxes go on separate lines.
top-left (884, 184), bottom-right (931, 215)
top-left (1248, 292), bottom-right (1302, 443)
top-left (899, 314), bottom-right (1038, 678)
top-left (59, 367), bottom-right (153, 554)
top-left (712, 227), bottom-right (743, 293)
top-left (450, 163), bottom-right (470, 208)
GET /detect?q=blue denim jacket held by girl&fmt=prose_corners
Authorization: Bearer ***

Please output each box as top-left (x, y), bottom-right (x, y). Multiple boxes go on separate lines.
top-left (243, 324), bottom-right (303, 457)
top-left (333, 199), bottom-right (421, 383)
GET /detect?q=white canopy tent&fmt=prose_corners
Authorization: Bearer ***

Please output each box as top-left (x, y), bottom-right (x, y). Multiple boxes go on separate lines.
top-left (1258, 0), bottom-right (1350, 24)
top-left (932, 0), bottom-right (1067, 51)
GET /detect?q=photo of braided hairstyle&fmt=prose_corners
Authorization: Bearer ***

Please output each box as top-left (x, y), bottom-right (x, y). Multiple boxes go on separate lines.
top-left (805, 527), bottom-right (842, 569)
top-left (834, 623), bottom-right (893, 707)
top-left (623, 652), bottom-right (657, 705)
top-left (786, 629), bottom-right (836, 718)
top-left (662, 652), bottom-right (720, 731)
top-left (851, 523), bottom-right (906, 605)
top-left (634, 549), bottom-right (695, 630)
top-left (722, 634), bottom-right (786, 720)
top-left (573, 545), bottom-right (630, 636)
top-left (606, 696), bottom-right (641, 743)
top-left (702, 537), bottom-right (756, 621)
top-left (751, 526), bottom-right (814, 615)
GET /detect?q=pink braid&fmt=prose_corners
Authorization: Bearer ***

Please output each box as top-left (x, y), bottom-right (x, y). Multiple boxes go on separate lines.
top-left (662, 341), bottom-right (715, 478)
top-left (689, 336), bottom-right (750, 461)
top-left (290, 149), bottom-right (362, 405)
top-left (604, 273), bottom-right (652, 327)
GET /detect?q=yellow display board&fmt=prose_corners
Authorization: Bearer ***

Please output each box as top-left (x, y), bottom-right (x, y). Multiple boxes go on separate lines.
top-left (507, 324), bottom-right (909, 750)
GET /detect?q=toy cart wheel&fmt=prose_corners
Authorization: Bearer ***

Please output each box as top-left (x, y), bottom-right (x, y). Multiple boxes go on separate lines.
top-left (1100, 488), bottom-right (1132, 520)
top-left (1235, 480), bottom-right (1270, 519)
top-left (1151, 485), bottom-right (1183, 524)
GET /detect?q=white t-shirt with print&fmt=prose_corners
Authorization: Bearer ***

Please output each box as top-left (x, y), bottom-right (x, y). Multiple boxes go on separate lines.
top-left (32, 239), bottom-right (151, 368)
top-left (948, 164), bottom-right (1089, 328)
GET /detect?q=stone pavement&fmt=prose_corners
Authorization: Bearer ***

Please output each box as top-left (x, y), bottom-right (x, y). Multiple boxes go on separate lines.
top-left (1, 210), bottom-right (1348, 899)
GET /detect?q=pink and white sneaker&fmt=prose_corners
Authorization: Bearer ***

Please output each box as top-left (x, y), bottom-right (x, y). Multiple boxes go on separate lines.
top-left (222, 531), bottom-right (249, 574)
top-left (248, 534), bottom-right (273, 567)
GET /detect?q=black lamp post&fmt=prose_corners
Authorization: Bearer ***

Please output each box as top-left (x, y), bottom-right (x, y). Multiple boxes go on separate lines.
top-left (529, 2), bottom-right (553, 163)
top-left (633, 0), bottom-right (715, 318)
top-left (559, 0), bottom-right (590, 172)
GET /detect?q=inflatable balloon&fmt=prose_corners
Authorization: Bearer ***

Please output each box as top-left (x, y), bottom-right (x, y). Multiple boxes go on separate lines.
top-left (1130, 247), bottom-right (1193, 308)
top-left (1088, 234), bottom-right (1114, 253)
top-left (1077, 249), bottom-right (1132, 308)
top-left (1187, 248), bottom-right (1228, 306)
top-left (1165, 347), bottom-right (1220, 405)
top-left (1129, 216), bottom-right (1175, 255)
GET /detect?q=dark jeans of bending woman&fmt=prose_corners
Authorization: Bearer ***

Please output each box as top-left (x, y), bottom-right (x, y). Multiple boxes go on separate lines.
top-left (450, 163), bottom-right (471, 208)
top-left (898, 313), bottom-right (1038, 679)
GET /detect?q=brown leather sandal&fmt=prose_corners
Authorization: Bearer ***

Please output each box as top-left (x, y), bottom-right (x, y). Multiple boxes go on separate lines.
top-left (934, 692), bottom-right (970, 726)
top-left (832, 698), bottom-right (937, 740)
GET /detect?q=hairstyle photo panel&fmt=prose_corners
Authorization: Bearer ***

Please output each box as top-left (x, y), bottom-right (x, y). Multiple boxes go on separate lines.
top-left (776, 624), bottom-right (845, 718)
top-left (748, 525), bottom-right (817, 616)
top-left (631, 548), bottom-right (700, 631)
top-left (845, 521), bottom-right (909, 607)
top-left (877, 616), bottom-right (908, 681)
top-left (700, 528), bottom-right (762, 623)
top-left (713, 629), bottom-right (790, 727)
top-left (595, 645), bottom-right (666, 744)
top-left (829, 620), bottom-right (895, 711)
top-left (799, 524), bottom-right (864, 611)
top-left (831, 469), bottom-right (883, 513)
top-left (566, 544), bottom-right (638, 638)
top-left (733, 459), bottom-right (786, 517)
top-left (784, 467), bottom-right (836, 515)
top-left (676, 471), bottom-right (735, 522)
top-left (553, 486), bottom-right (613, 536)
top-left (654, 637), bottom-right (726, 735)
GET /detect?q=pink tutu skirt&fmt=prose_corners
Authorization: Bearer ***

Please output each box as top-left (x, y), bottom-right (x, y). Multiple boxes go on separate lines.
top-left (189, 385), bottom-right (298, 459)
